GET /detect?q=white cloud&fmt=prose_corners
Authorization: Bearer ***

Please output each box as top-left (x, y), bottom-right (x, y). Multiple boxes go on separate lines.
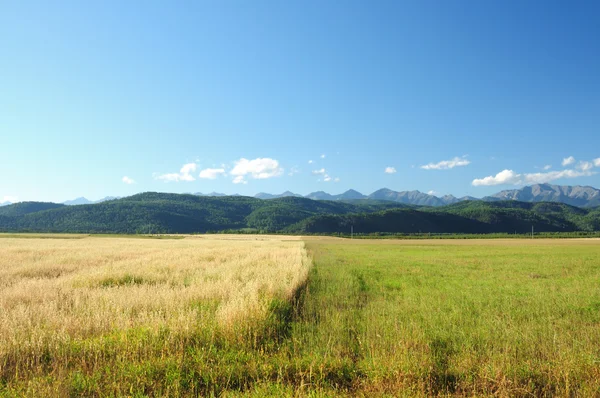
top-left (421, 156), bottom-right (470, 170)
top-left (321, 173), bottom-right (340, 182)
top-left (2, 195), bottom-right (18, 203)
top-left (311, 168), bottom-right (338, 182)
top-left (320, 154), bottom-right (326, 159)
top-left (384, 167), bottom-right (397, 174)
top-left (523, 169), bottom-right (594, 184)
top-left (155, 163), bottom-right (197, 182)
top-left (577, 161), bottom-right (594, 171)
top-left (543, 165), bottom-right (552, 170)
top-left (308, 160), bottom-right (314, 164)
top-left (427, 190), bottom-right (438, 195)
top-left (472, 168), bottom-right (594, 186)
top-left (199, 168), bottom-right (226, 179)
top-left (594, 158), bottom-right (600, 167)
top-left (562, 156), bottom-right (575, 166)
top-left (230, 158), bottom-right (283, 180)
top-left (472, 170), bottom-right (521, 186)
top-left (180, 163), bottom-right (196, 176)
top-left (288, 166), bottom-right (300, 176)
top-left (232, 176), bottom-right (247, 184)
top-left (122, 176), bottom-right (135, 184)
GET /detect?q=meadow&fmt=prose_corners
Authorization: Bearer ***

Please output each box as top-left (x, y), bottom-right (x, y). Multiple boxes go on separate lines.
top-left (298, 238), bottom-right (600, 396)
top-left (1, 235), bottom-right (600, 396)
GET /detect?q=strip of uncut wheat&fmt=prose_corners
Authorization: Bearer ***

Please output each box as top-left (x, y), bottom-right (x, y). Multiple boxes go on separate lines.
top-left (0, 235), bottom-right (310, 363)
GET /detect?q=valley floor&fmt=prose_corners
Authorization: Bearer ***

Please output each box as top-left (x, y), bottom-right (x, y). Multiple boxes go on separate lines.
top-left (1, 235), bottom-right (599, 396)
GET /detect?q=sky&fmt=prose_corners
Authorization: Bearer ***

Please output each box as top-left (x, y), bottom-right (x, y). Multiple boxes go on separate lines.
top-left (1, 0), bottom-right (599, 203)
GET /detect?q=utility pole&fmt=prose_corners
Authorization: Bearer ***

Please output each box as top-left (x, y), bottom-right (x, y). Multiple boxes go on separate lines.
top-left (531, 225), bottom-right (534, 239)
top-left (351, 225), bottom-right (354, 239)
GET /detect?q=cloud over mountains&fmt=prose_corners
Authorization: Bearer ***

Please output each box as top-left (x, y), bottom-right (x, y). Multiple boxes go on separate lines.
top-left (421, 156), bottom-right (470, 170)
top-left (473, 156), bottom-right (598, 186)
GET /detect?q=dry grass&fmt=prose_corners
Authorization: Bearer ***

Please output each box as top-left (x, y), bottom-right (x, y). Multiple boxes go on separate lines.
top-left (0, 235), bottom-right (310, 395)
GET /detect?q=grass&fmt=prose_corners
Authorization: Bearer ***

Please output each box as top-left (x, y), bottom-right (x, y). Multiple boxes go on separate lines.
top-left (296, 238), bottom-right (600, 396)
top-left (316, 231), bottom-right (600, 239)
top-left (1, 236), bottom-right (600, 396)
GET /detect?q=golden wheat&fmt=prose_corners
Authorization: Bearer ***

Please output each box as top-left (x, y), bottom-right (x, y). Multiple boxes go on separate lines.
top-left (0, 235), bottom-right (310, 379)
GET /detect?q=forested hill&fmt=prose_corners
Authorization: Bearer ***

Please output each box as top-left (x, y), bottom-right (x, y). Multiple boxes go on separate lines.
top-left (0, 192), bottom-right (598, 234)
top-left (288, 201), bottom-right (600, 234)
top-left (0, 202), bottom-right (65, 217)
top-left (0, 193), bottom-right (409, 234)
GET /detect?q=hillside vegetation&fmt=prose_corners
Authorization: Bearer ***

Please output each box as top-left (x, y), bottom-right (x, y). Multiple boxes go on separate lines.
top-left (0, 201), bottom-right (65, 217)
top-left (0, 192), bottom-right (598, 234)
top-left (289, 201), bottom-right (600, 234)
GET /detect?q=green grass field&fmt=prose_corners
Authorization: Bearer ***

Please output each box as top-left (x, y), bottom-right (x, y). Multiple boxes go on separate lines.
top-left (296, 238), bottom-right (600, 396)
top-left (1, 236), bottom-right (600, 396)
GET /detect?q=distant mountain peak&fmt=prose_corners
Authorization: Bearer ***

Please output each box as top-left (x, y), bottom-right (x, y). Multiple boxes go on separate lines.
top-left (63, 197), bottom-right (92, 206)
top-left (62, 196), bottom-right (121, 206)
top-left (305, 191), bottom-right (335, 200)
top-left (337, 189), bottom-right (366, 199)
top-left (487, 184), bottom-right (600, 207)
top-left (255, 191), bottom-right (302, 200)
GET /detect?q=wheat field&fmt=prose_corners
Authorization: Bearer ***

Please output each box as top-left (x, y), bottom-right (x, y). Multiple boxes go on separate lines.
top-left (0, 235), bottom-right (310, 396)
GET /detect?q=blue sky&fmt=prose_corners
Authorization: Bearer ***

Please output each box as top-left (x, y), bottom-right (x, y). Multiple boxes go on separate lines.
top-left (1, 0), bottom-right (599, 203)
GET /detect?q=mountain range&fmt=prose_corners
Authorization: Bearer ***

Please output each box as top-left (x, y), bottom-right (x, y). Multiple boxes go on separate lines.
top-left (211, 184), bottom-right (600, 208)
top-left (486, 184), bottom-right (600, 208)
top-left (3, 184), bottom-right (599, 209)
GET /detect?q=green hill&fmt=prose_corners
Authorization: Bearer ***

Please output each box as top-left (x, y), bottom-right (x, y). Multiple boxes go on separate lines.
top-left (287, 201), bottom-right (600, 234)
top-left (0, 193), bottom-right (407, 234)
top-left (0, 193), bottom-right (598, 234)
top-left (0, 202), bottom-right (65, 217)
